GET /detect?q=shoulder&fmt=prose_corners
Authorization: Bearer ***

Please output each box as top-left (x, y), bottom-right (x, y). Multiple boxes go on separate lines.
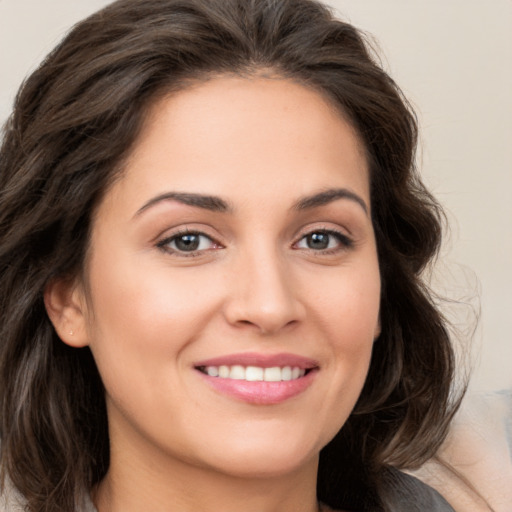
top-left (0, 481), bottom-right (96, 512)
top-left (381, 467), bottom-right (455, 512)
top-left (0, 479), bottom-right (26, 512)
top-left (81, 493), bottom-right (98, 512)
top-left (414, 390), bottom-right (512, 511)
top-left (320, 466), bottom-right (454, 512)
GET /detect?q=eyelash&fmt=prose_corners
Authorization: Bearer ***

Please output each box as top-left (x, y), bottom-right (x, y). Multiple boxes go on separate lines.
top-left (156, 228), bottom-right (353, 257)
top-left (294, 229), bottom-right (354, 254)
top-left (156, 229), bottom-right (221, 257)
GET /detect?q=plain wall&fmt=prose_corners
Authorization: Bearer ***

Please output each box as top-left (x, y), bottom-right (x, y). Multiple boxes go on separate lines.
top-left (1, 0), bottom-right (511, 391)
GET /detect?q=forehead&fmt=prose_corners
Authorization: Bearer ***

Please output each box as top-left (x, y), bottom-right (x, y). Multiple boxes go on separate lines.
top-left (104, 76), bottom-right (370, 214)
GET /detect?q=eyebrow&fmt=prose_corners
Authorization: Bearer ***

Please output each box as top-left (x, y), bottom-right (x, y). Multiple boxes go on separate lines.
top-left (135, 187), bottom-right (368, 218)
top-left (135, 192), bottom-right (231, 216)
top-left (293, 188), bottom-right (368, 214)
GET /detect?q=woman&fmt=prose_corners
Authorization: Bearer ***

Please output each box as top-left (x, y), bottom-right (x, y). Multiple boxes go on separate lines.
top-left (0, 0), bottom-right (460, 511)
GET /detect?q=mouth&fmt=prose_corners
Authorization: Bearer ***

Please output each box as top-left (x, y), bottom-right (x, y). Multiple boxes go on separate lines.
top-left (196, 365), bottom-right (310, 382)
top-left (194, 353), bottom-right (319, 405)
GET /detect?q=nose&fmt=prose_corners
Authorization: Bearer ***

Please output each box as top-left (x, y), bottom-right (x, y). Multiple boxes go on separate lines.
top-left (223, 248), bottom-right (305, 335)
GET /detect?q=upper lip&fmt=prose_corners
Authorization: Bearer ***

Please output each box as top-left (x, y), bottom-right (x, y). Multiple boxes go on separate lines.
top-left (194, 352), bottom-right (319, 369)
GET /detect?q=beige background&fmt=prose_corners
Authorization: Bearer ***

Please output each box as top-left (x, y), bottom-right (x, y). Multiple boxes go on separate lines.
top-left (1, 0), bottom-right (511, 392)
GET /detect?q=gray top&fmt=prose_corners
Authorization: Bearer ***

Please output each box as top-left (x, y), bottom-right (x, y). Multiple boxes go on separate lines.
top-left (0, 469), bottom-right (454, 512)
top-left (381, 469), bottom-right (455, 512)
top-left (77, 471), bottom-right (454, 512)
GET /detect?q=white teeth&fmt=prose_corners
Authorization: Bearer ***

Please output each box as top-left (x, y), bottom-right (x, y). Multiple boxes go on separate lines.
top-left (264, 367), bottom-right (282, 382)
top-left (281, 366), bottom-right (292, 381)
top-left (229, 365), bottom-right (245, 380)
top-left (201, 365), bottom-right (308, 382)
top-left (207, 366), bottom-right (219, 377)
top-left (245, 366), bottom-right (264, 381)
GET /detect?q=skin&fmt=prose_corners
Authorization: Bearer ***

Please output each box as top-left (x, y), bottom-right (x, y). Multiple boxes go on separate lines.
top-left (46, 76), bottom-right (381, 512)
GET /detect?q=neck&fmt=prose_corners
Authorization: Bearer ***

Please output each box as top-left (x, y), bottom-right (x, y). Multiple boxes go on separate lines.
top-left (94, 422), bottom-right (320, 512)
top-left (95, 459), bottom-right (320, 512)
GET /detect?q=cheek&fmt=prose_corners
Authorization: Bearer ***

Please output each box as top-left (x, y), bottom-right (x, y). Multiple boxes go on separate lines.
top-left (82, 250), bottom-right (225, 393)
top-left (307, 260), bottom-right (380, 394)
top-left (297, 266), bottom-right (379, 450)
top-left (83, 261), bottom-right (229, 442)
top-left (86, 248), bottom-right (220, 338)
top-left (311, 263), bottom-right (381, 341)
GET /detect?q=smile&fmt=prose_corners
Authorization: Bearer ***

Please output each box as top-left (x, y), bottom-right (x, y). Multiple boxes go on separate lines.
top-left (194, 353), bottom-right (319, 405)
top-left (197, 365), bottom-right (308, 382)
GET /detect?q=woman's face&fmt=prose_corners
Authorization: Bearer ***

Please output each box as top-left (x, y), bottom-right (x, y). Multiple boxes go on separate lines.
top-left (67, 77), bottom-right (380, 478)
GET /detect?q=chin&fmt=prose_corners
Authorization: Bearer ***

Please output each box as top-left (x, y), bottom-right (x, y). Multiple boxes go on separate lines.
top-left (195, 431), bottom-right (321, 479)
top-left (213, 453), bottom-right (316, 480)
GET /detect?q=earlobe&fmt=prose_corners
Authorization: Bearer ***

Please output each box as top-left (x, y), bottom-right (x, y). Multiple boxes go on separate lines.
top-left (44, 277), bottom-right (89, 348)
top-left (374, 316), bottom-right (382, 341)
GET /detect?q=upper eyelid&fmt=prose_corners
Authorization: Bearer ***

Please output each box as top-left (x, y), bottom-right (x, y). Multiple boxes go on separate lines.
top-left (156, 225), bottom-right (222, 243)
top-left (156, 231), bottom-right (222, 258)
top-left (158, 230), bottom-right (218, 246)
top-left (155, 224), bottom-right (354, 249)
top-left (295, 229), bottom-right (353, 246)
top-left (295, 225), bottom-right (352, 241)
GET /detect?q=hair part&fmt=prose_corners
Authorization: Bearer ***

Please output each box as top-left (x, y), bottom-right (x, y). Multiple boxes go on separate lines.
top-left (0, 1), bottom-right (462, 510)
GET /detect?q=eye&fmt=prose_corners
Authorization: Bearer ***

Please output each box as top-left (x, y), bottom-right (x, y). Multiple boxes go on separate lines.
top-left (295, 230), bottom-right (352, 252)
top-left (157, 231), bottom-right (220, 255)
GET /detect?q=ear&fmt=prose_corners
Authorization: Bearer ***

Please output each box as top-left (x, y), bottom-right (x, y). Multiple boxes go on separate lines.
top-left (44, 277), bottom-right (89, 348)
top-left (374, 315), bottom-right (381, 341)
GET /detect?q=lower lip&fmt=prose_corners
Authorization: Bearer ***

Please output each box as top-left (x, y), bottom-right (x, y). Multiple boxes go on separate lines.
top-left (197, 369), bottom-right (317, 405)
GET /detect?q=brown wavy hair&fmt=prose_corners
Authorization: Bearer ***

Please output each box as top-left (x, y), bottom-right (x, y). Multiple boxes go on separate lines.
top-left (0, 1), bottom-right (461, 510)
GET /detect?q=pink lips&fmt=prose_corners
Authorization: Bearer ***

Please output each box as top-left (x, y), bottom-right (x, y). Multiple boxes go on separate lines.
top-left (195, 352), bottom-right (318, 369)
top-left (194, 352), bottom-right (319, 405)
